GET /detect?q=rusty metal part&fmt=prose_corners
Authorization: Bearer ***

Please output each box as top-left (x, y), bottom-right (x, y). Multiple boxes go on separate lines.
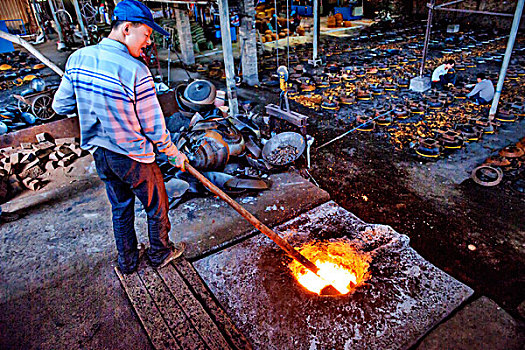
top-left (265, 104), bottom-right (308, 136)
top-left (262, 132), bottom-right (306, 166)
top-left (185, 130), bottom-right (230, 170)
top-left (185, 162), bottom-right (322, 277)
top-left (484, 156), bottom-right (511, 167)
top-left (471, 166), bottom-right (504, 187)
top-left (499, 146), bottom-right (524, 158)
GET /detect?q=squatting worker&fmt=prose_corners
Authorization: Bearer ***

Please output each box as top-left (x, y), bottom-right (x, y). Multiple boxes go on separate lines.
top-left (431, 59), bottom-right (456, 90)
top-left (467, 73), bottom-right (494, 105)
top-left (52, 0), bottom-right (188, 274)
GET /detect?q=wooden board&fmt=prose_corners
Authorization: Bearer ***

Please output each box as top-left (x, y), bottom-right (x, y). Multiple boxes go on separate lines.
top-left (116, 257), bottom-right (252, 350)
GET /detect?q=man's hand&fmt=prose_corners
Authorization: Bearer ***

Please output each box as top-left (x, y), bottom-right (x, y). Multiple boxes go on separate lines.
top-left (168, 153), bottom-right (189, 172)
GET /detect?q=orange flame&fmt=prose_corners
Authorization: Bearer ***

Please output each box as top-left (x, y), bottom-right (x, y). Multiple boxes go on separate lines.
top-left (289, 239), bottom-right (371, 295)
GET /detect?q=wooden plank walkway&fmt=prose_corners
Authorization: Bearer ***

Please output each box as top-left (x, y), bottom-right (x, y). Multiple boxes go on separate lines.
top-left (115, 257), bottom-right (252, 350)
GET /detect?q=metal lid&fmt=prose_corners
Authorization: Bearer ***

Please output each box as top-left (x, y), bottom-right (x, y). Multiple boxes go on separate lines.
top-left (183, 80), bottom-right (216, 105)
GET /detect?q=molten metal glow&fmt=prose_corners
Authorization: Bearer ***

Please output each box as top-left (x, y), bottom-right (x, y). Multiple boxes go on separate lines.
top-left (289, 239), bottom-right (371, 295)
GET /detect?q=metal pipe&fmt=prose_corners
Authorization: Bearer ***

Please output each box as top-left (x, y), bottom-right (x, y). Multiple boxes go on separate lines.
top-left (312, 0), bottom-right (319, 62)
top-left (434, 0), bottom-right (464, 9)
top-left (185, 162), bottom-right (320, 275)
top-left (419, 0), bottom-right (435, 77)
top-left (434, 7), bottom-right (515, 17)
top-left (489, 0), bottom-right (524, 119)
top-left (0, 30), bottom-right (64, 76)
top-left (217, 0), bottom-right (239, 116)
top-left (71, 0), bottom-right (89, 46)
top-left (48, 0), bottom-right (65, 44)
top-left (144, 0), bottom-right (213, 4)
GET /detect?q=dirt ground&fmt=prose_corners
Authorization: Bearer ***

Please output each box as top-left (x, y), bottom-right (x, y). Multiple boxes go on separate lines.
top-left (307, 111), bottom-right (524, 315)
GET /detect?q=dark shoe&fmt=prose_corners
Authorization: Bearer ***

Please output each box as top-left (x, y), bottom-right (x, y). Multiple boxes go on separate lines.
top-left (157, 242), bottom-right (186, 269)
top-left (137, 243), bottom-right (147, 261)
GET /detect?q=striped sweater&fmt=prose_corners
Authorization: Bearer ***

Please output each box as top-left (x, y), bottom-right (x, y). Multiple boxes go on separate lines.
top-left (52, 38), bottom-right (181, 163)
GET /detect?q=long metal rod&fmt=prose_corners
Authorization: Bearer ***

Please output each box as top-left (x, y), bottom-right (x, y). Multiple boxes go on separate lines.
top-left (286, 0), bottom-right (290, 70)
top-left (185, 163), bottom-right (320, 275)
top-left (489, 0), bottom-right (524, 119)
top-left (47, 0), bottom-right (65, 44)
top-left (434, 7), bottom-right (515, 17)
top-left (144, 0), bottom-right (213, 4)
top-left (419, 0), bottom-right (435, 77)
top-left (71, 0), bottom-right (89, 46)
top-left (434, 0), bottom-right (464, 9)
top-left (317, 109), bottom-right (393, 150)
top-left (217, 0), bottom-right (238, 116)
top-left (312, 0), bottom-right (319, 62)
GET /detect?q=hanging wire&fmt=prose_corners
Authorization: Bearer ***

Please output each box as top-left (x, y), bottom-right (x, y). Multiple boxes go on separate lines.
top-left (286, 0), bottom-right (290, 71)
top-left (274, 0), bottom-right (278, 67)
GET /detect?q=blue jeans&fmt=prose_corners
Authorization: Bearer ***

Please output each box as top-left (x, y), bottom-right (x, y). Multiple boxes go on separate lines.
top-left (93, 148), bottom-right (171, 273)
top-left (469, 92), bottom-right (490, 105)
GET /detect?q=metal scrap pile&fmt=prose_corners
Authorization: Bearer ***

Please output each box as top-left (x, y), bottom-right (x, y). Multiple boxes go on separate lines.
top-left (156, 79), bottom-right (306, 207)
top-left (255, 23), bottom-right (525, 160)
top-left (0, 50), bottom-right (60, 134)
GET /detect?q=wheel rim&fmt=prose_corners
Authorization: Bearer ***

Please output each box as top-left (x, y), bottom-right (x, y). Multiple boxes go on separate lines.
top-left (32, 95), bottom-right (55, 120)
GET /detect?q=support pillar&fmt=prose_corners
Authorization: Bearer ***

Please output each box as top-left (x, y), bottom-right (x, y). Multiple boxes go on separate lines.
top-left (239, 0), bottom-right (259, 86)
top-left (218, 0), bottom-right (239, 116)
top-left (175, 8), bottom-right (195, 66)
top-left (309, 0), bottom-right (321, 66)
top-left (48, 0), bottom-right (64, 45)
top-left (71, 0), bottom-right (89, 46)
top-left (489, 0), bottom-right (524, 120)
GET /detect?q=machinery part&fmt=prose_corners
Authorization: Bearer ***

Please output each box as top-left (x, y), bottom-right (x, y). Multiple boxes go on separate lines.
top-left (499, 146), bottom-right (524, 158)
top-left (471, 166), bottom-right (504, 187)
top-left (265, 104), bottom-right (308, 136)
top-left (31, 94), bottom-right (56, 120)
top-left (185, 130), bottom-right (230, 170)
top-left (262, 132), bottom-right (306, 166)
top-left (183, 80), bottom-right (217, 111)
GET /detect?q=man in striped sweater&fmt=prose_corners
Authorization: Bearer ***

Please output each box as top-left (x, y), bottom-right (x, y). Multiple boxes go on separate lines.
top-left (52, 0), bottom-right (188, 274)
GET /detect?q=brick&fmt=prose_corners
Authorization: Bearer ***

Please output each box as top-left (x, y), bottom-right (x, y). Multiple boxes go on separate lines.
top-left (68, 144), bottom-right (84, 157)
top-left (10, 152), bottom-right (22, 164)
top-left (56, 146), bottom-right (73, 159)
top-left (57, 153), bottom-right (77, 167)
top-left (35, 132), bottom-right (53, 143)
top-left (36, 148), bottom-right (54, 159)
top-left (18, 159), bottom-right (43, 179)
top-left (20, 153), bottom-right (36, 164)
top-left (48, 152), bottom-right (62, 161)
top-left (22, 177), bottom-right (44, 191)
top-left (0, 147), bottom-right (14, 154)
top-left (33, 141), bottom-right (55, 151)
top-left (45, 161), bottom-right (59, 171)
top-left (55, 137), bottom-right (77, 146)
